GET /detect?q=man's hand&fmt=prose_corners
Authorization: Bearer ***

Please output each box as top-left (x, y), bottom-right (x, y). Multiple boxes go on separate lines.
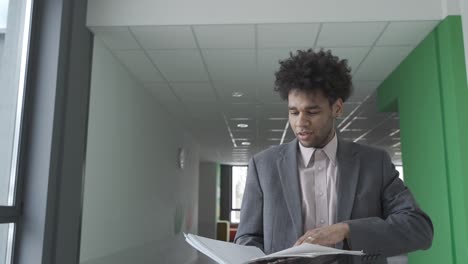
top-left (294, 223), bottom-right (350, 247)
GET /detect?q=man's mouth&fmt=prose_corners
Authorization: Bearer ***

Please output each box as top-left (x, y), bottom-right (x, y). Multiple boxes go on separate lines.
top-left (297, 131), bottom-right (312, 136)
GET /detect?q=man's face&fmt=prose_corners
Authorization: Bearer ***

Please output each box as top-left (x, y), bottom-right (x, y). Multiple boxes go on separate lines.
top-left (288, 89), bottom-right (343, 148)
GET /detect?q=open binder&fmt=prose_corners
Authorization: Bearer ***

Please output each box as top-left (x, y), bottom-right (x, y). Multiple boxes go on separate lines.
top-left (184, 233), bottom-right (364, 264)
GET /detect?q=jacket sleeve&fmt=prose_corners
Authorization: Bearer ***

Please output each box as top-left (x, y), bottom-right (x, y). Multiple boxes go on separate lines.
top-left (233, 156), bottom-right (264, 252)
top-left (344, 150), bottom-right (434, 257)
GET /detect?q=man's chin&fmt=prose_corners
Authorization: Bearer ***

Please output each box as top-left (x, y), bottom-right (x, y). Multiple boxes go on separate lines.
top-left (298, 140), bottom-right (316, 148)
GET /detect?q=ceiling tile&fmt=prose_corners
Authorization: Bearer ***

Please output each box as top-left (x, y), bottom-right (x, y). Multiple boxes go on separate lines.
top-left (317, 22), bottom-right (387, 47)
top-left (170, 82), bottom-right (216, 102)
top-left (256, 79), bottom-right (282, 102)
top-left (130, 26), bottom-right (197, 49)
top-left (156, 100), bottom-right (188, 121)
top-left (257, 48), bottom-right (297, 79)
top-left (202, 49), bottom-right (256, 81)
top-left (256, 103), bottom-right (287, 119)
top-left (322, 47), bottom-right (371, 74)
top-left (348, 81), bottom-right (381, 102)
top-left (353, 46), bottom-right (414, 81)
top-left (257, 23), bottom-right (320, 48)
top-left (148, 49), bottom-right (209, 82)
top-left (376, 21), bottom-right (439, 46)
top-left (258, 119), bottom-right (288, 131)
top-left (257, 89), bottom-right (284, 104)
top-left (224, 103), bottom-right (257, 119)
top-left (342, 102), bottom-right (361, 117)
top-left (143, 82), bottom-right (178, 102)
top-left (113, 50), bottom-right (165, 82)
top-left (232, 130), bottom-right (256, 140)
top-left (93, 27), bottom-right (140, 50)
top-left (193, 24), bottom-right (255, 49)
top-left (184, 102), bottom-right (224, 121)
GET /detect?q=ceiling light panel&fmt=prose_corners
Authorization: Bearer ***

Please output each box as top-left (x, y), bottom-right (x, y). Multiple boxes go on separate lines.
top-left (170, 82), bottom-right (217, 102)
top-left (339, 130), bottom-right (365, 140)
top-left (193, 24), bottom-right (255, 49)
top-left (113, 50), bottom-right (165, 82)
top-left (317, 22), bottom-right (387, 47)
top-left (130, 26), bottom-right (197, 49)
top-left (353, 46), bottom-right (413, 81)
top-left (257, 23), bottom-right (320, 48)
top-left (147, 49), bottom-right (209, 82)
top-left (202, 49), bottom-right (256, 81)
top-left (213, 81), bottom-right (258, 103)
top-left (376, 21), bottom-right (439, 46)
top-left (92, 27), bottom-right (140, 50)
top-left (230, 119), bottom-right (255, 129)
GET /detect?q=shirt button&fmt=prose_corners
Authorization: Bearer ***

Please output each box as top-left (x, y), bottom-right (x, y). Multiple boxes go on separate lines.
top-left (318, 166), bottom-right (323, 170)
top-left (319, 191), bottom-right (323, 196)
top-left (320, 219), bottom-right (325, 224)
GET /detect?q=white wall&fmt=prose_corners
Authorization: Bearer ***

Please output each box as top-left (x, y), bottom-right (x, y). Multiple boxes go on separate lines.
top-left (79, 39), bottom-right (200, 264)
top-left (87, 0), bottom-right (445, 27)
top-left (0, 34), bottom-right (4, 61)
top-left (198, 162), bottom-right (218, 239)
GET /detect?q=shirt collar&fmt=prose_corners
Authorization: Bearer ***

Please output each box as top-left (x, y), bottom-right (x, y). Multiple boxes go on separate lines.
top-left (298, 132), bottom-right (338, 167)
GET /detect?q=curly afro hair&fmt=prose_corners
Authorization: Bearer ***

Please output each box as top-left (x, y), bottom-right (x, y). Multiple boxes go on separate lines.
top-left (274, 49), bottom-right (353, 103)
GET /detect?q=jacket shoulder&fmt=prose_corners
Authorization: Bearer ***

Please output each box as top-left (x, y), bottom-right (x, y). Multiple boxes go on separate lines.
top-left (252, 144), bottom-right (287, 163)
top-left (342, 139), bottom-right (389, 158)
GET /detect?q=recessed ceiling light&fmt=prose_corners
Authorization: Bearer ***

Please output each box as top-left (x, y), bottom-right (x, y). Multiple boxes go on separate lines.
top-left (237, 123), bottom-right (249, 128)
top-left (232, 92), bottom-right (244, 97)
top-left (241, 142), bottom-right (251, 146)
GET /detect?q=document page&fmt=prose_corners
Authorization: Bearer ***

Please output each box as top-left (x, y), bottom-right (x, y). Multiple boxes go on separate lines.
top-left (185, 234), bottom-right (265, 264)
top-left (250, 243), bottom-right (364, 262)
top-left (185, 233), bottom-right (364, 264)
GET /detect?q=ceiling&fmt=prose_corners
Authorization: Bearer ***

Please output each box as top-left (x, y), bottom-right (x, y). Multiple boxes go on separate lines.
top-left (90, 20), bottom-right (439, 165)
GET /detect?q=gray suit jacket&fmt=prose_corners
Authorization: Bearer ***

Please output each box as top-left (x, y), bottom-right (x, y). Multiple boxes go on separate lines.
top-left (234, 138), bottom-right (433, 264)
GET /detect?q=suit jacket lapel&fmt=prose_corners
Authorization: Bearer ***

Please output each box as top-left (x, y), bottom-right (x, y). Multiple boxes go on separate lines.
top-left (336, 139), bottom-right (360, 223)
top-left (277, 139), bottom-right (303, 238)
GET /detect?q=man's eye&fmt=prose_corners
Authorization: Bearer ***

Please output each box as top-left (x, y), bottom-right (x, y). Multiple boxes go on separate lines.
top-left (308, 112), bottom-right (319, 115)
top-left (289, 112), bottom-right (299, 115)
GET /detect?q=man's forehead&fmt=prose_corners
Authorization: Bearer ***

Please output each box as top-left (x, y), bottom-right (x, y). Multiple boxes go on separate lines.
top-left (288, 89), bottom-right (326, 104)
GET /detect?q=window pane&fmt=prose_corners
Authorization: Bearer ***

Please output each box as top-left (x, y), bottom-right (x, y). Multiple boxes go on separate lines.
top-left (396, 165), bottom-right (404, 181)
top-left (0, 223), bottom-right (15, 264)
top-left (0, 0), bottom-right (32, 205)
top-left (230, 211), bottom-right (241, 224)
top-left (231, 166), bottom-right (247, 210)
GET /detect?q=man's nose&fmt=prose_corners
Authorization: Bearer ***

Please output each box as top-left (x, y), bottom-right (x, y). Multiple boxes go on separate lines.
top-left (296, 113), bottom-right (309, 126)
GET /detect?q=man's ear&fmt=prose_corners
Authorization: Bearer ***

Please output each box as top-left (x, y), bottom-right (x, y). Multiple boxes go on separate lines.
top-left (333, 98), bottom-right (344, 118)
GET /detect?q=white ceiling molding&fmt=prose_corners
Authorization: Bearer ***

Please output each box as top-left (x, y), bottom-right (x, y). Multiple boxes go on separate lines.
top-left (88, 0), bottom-right (445, 27)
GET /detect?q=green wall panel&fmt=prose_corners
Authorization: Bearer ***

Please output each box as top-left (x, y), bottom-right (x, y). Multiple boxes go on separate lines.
top-left (377, 16), bottom-right (468, 264)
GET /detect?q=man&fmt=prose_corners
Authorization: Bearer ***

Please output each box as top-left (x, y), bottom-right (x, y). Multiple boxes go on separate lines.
top-left (234, 49), bottom-right (433, 264)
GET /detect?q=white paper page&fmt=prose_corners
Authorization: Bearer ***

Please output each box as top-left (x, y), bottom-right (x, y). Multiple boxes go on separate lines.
top-left (250, 243), bottom-right (364, 262)
top-left (185, 234), bottom-right (227, 264)
top-left (185, 234), bottom-right (265, 264)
